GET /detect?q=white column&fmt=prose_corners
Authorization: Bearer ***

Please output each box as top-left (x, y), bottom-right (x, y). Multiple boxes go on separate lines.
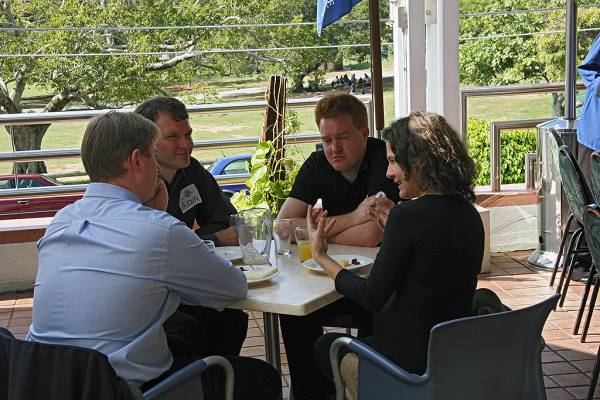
top-left (406, 0), bottom-right (427, 113)
top-left (390, 0), bottom-right (406, 117)
top-left (425, 0), bottom-right (437, 112)
top-left (391, 0), bottom-right (426, 119)
top-left (429, 0), bottom-right (460, 130)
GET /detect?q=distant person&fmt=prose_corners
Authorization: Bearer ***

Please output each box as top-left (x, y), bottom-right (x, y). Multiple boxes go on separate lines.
top-left (363, 73), bottom-right (371, 86)
top-left (577, 33), bottom-right (600, 182)
top-left (311, 111), bottom-right (484, 400)
top-left (135, 96), bottom-right (249, 365)
top-left (277, 93), bottom-right (400, 400)
top-left (27, 112), bottom-right (281, 400)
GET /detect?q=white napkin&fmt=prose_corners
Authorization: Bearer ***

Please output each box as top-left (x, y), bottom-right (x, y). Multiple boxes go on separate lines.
top-left (244, 266), bottom-right (279, 281)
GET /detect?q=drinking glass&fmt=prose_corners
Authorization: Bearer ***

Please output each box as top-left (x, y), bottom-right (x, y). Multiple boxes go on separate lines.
top-left (203, 240), bottom-right (215, 250)
top-left (273, 219), bottom-right (292, 255)
top-left (295, 226), bottom-right (312, 262)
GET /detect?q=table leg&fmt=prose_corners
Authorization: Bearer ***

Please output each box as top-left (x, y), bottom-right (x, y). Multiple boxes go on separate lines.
top-left (262, 312), bottom-right (282, 374)
top-left (263, 312), bottom-right (283, 400)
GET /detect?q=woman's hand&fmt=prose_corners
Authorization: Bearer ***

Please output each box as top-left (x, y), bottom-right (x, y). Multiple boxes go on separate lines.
top-left (367, 197), bottom-right (395, 231)
top-left (306, 205), bottom-right (340, 280)
top-left (306, 205), bottom-right (335, 261)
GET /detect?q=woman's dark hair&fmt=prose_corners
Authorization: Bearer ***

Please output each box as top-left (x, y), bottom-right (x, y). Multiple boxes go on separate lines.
top-left (382, 111), bottom-right (476, 202)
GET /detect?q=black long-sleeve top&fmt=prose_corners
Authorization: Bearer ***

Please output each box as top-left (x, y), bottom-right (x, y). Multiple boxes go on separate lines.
top-left (335, 194), bottom-right (484, 374)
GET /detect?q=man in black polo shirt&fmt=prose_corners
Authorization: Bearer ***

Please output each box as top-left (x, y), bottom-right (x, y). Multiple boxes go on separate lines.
top-left (278, 93), bottom-right (399, 400)
top-left (279, 95), bottom-right (399, 246)
top-left (135, 96), bottom-right (247, 360)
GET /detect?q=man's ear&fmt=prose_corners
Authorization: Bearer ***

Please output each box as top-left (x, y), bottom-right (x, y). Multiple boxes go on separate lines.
top-left (128, 149), bottom-right (143, 174)
top-left (361, 126), bottom-right (369, 139)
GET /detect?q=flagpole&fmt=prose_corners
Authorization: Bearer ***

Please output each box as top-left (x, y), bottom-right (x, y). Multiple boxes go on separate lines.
top-left (368, 0), bottom-right (384, 136)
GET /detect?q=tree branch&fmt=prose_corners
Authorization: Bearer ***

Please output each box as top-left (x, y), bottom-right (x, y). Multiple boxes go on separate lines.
top-left (146, 49), bottom-right (199, 71)
top-left (0, 89), bottom-right (19, 113)
top-left (43, 90), bottom-right (81, 113)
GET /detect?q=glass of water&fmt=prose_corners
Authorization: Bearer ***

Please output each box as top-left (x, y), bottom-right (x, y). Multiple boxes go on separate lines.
top-left (273, 219), bottom-right (292, 255)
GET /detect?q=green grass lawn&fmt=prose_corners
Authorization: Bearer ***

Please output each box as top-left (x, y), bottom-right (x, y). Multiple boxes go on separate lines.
top-left (1, 59), bottom-right (565, 178)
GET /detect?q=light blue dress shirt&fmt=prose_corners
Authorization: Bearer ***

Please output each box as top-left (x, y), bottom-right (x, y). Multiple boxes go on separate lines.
top-left (578, 33), bottom-right (600, 152)
top-left (27, 183), bottom-right (247, 386)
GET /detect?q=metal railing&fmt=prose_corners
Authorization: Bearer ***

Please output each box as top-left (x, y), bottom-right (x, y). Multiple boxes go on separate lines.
top-left (0, 95), bottom-right (373, 198)
top-left (460, 81), bottom-right (585, 140)
top-left (460, 82), bottom-right (586, 192)
top-left (489, 118), bottom-right (552, 192)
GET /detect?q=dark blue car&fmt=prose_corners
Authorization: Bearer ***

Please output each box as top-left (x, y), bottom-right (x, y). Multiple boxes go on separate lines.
top-left (208, 154), bottom-right (251, 197)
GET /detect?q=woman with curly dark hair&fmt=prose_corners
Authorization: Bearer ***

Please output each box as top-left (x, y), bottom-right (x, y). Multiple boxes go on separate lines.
top-left (310, 111), bottom-right (484, 399)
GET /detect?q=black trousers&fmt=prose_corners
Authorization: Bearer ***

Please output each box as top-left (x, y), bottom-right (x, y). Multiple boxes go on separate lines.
top-left (141, 355), bottom-right (281, 400)
top-left (164, 306), bottom-right (248, 358)
top-left (279, 298), bottom-right (372, 400)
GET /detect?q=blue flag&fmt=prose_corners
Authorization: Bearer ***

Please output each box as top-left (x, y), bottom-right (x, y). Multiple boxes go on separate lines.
top-left (317, 0), bottom-right (363, 36)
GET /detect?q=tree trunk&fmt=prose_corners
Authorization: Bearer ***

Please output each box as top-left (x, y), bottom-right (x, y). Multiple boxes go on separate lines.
top-left (5, 124), bottom-right (50, 174)
top-left (552, 92), bottom-right (565, 117)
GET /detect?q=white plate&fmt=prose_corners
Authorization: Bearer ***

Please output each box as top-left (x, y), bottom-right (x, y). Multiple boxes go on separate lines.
top-left (302, 255), bottom-right (373, 273)
top-left (246, 270), bottom-right (280, 285)
top-left (215, 246), bottom-right (243, 262)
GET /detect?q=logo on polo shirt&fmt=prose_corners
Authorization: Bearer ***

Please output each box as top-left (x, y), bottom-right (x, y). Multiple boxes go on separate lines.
top-left (179, 184), bottom-right (202, 213)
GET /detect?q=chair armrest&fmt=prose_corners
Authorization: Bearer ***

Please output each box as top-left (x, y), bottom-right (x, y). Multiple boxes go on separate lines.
top-left (330, 337), bottom-right (428, 400)
top-left (143, 356), bottom-right (234, 400)
top-left (204, 356), bottom-right (234, 400)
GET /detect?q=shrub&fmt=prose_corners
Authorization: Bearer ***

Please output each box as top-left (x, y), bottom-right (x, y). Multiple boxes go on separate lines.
top-left (467, 117), bottom-right (537, 186)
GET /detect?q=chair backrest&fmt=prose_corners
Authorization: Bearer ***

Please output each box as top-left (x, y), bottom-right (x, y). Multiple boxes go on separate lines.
top-left (0, 327), bottom-right (131, 400)
top-left (591, 152), bottom-right (600, 204)
top-left (549, 128), bottom-right (566, 172)
top-left (584, 205), bottom-right (600, 275)
top-left (558, 146), bottom-right (595, 224)
top-left (425, 294), bottom-right (559, 400)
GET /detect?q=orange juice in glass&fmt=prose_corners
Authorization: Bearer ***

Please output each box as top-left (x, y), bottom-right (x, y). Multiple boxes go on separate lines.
top-left (298, 241), bottom-right (312, 262)
top-left (295, 226), bottom-right (312, 262)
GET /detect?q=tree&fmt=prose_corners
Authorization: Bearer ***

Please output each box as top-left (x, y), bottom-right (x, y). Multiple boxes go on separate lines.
top-left (207, 0), bottom-right (387, 92)
top-left (459, 0), bottom-right (600, 116)
top-left (1, 0), bottom-right (233, 172)
top-left (1, 0), bottom-right (389, 173)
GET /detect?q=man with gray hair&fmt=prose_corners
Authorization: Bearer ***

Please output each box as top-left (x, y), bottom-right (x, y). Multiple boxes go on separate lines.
top-left (27, 112), bottom-right (281, 400)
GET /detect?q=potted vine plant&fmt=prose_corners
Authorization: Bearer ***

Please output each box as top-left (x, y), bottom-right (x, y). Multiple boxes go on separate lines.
top-left (230, 140), bottom-right (301, 215)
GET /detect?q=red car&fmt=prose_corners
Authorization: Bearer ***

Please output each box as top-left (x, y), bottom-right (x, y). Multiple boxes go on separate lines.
top-left (0, 175), bottom-right (82, 220)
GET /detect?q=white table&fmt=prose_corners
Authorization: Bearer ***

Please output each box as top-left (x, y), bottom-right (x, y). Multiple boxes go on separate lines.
top-left (230, 244), bottom-right (380, 374)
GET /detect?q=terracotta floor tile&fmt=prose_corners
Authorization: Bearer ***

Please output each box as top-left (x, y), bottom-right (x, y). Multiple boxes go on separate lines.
top-left (551, 373), bottom-right (593, 387)
top-left (543, 351), bottom-right (566, 363)
top-left (545, 376), bottom-right (559, 388)
top-left (564, 385), bottom-right (598, 399)
top-left (546, 387), bottom-right (576, 399)
top-left (572, 359), bottom-right (596, 373)
top-left (543, 362), bottom-right (579, 375)
top-left (557, 349), bottom-right (596, 361)
top-left (495, 261), bottom-right (527, 269)
top-left (544, 330), bottom-right (574, 341)
top-left (1, 251), bottom-right (599, 400)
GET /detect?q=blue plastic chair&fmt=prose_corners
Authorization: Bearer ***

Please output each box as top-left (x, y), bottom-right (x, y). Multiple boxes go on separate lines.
top-left (553, 146), bottom-right (595, 340)
top-left (143, 356), bottom-right (234, 400)
top-left (0, 327), bottom-right (234, 400)
top-left (583, 205), bottom-right (600, 400)
top-left (549, 129), bottom-right (576, 288)
top-left (591, 152), bottom-right (600, 204)
top-left (330, 294), bottom-right (559, 400)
